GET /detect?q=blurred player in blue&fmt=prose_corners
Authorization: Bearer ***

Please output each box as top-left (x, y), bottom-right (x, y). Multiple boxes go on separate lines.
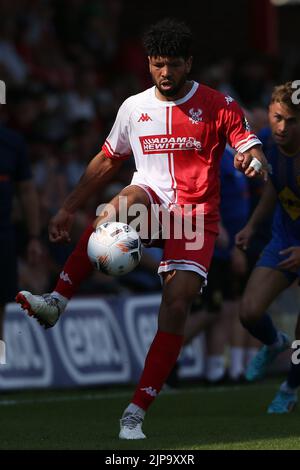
top-left (194, 143), bottom-right (253, 384)
top-left (236, 82), bottom-right (300, 413)
top-left (0, 125), bottom-right (42, 340)
top-left (209, 143), bottom-right (257, 384)
top-left (174, 143), bottom-right (260, 386)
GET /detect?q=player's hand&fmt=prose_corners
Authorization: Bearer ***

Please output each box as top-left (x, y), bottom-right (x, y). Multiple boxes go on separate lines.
top-left (234, 146), bottom-right (269, 182)
top-left (235, 224), bottom-right (255, 251)
top-left (48, 208), bottom-right (74, 243)
top-left (277, 247), bottom-right (300, 272)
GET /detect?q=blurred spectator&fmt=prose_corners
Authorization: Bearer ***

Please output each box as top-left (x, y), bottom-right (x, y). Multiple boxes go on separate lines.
top-left (0, 124), bottom-right (42, 340)
top-left (63, 69), bottom-right (98, 123)
top-left (0, 19), bottom-right (28, 85)
top-left (18, 244), bottom-right (55, 294)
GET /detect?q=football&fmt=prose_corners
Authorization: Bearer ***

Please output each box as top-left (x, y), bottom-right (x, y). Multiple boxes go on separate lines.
top-left (87, 221), bottom-right (142, 276)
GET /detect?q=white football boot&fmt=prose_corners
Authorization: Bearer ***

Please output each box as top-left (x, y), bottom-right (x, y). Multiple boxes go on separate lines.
top-left (119, 409), bottom-right (146, 440)
top-left (15, 291), bottom-right (67, 328)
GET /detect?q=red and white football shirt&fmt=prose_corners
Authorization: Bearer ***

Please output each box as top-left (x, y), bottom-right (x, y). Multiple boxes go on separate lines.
top-left (102, 81), bottom-right (261, 234)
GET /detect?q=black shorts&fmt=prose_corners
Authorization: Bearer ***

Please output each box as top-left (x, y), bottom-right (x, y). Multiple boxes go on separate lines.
top-left (0, 229), bottom-right (18, 304)
top-left (191, 256), bottom-right (249, 314)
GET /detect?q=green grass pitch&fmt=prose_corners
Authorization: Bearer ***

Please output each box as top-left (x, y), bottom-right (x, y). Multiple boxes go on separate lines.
top-left (0, 379), bottom-right (299, 450)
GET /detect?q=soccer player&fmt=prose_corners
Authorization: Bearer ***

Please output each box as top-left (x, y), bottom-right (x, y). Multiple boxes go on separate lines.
top-left (0, 125), bottom-right (42, 341)
top-left (16, 18), bottom-right (267, 438)
top-left (236, 81), bottom-right (300, 413)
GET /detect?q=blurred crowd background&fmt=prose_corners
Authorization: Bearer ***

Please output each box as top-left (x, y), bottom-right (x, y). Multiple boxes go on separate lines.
top-left (1, 0), bottom-right (300, 298)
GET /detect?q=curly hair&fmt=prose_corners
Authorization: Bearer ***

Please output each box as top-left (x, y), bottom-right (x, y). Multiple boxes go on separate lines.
top-left (271, 81), bottom-right (300, 113)
top-left (143, 18), bottom-right (193, 59)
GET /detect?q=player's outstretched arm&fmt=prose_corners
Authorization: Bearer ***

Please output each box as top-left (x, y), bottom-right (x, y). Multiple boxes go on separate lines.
top-left (49, 151), bottom-right (123, 243)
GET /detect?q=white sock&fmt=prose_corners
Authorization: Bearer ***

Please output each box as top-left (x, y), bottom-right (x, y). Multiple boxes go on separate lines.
top-left (51, 291), bottom-right (68, 312)
top-left (280, 381), bottom-right (298, 394)
top-left (229, 347), bottom-right (245, 379)
top-left (124, 403), bottom-right (145, 419)
top-left (246, 347), bottom-right (259, 366)
top-left (205, 355), bottom-right (225, 382)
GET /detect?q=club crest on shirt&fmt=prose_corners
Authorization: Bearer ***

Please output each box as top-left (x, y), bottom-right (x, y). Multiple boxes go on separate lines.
top-left (189, 108), bottom-right (203, 124)
top-left (242, 116), bottom-right (251, 132)
top-left (225, 95), bottom-right (234, 105)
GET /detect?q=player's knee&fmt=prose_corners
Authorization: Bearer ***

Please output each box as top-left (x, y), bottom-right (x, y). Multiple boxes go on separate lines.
top-left (120, 185), bottom-right (150, 207)
top-left (239, 295), bottom-right (262, 327)
top-left (159, 295), bottom-right (191, 333)
top-left (161, 294), bottom-right (190, 319)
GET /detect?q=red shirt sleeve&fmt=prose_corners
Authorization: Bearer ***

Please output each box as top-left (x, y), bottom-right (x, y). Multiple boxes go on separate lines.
top-left (101, 99), bottom-right (132, 160)
top-left (217, 95), bottom-right (261, 153)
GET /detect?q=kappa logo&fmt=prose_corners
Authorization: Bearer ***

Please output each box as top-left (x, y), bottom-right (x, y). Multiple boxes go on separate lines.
top-left (141, 386), bottom-right (157, 397)
top-left (138, 113), bottom-right (152, 122)
top-left (59, 271), bottom-right (72, 285)
top-left (189, 108), bottom-right (203, 124)
top-left (225, 95), bottom-right (234, 105)
top-left (242, 116), bottom-right (251, 132)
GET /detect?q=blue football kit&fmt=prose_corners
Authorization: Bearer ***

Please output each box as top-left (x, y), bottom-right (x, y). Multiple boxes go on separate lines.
top-left (256, 127), bottom-right (300, 282)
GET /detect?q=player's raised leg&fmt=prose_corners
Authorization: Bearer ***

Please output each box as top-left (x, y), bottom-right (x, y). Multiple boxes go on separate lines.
top-left (16, 185), bottom-right (150, 328)
top-left (119, 269), bottom-right (203, 439)
top-left (240, 266), bottom-right (291, 381)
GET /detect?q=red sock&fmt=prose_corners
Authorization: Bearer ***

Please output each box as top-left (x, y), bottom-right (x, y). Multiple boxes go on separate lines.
top-left (132, 330), bottom-right (183, 411)
top-left (54, 224), bottom-right (94, 299)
